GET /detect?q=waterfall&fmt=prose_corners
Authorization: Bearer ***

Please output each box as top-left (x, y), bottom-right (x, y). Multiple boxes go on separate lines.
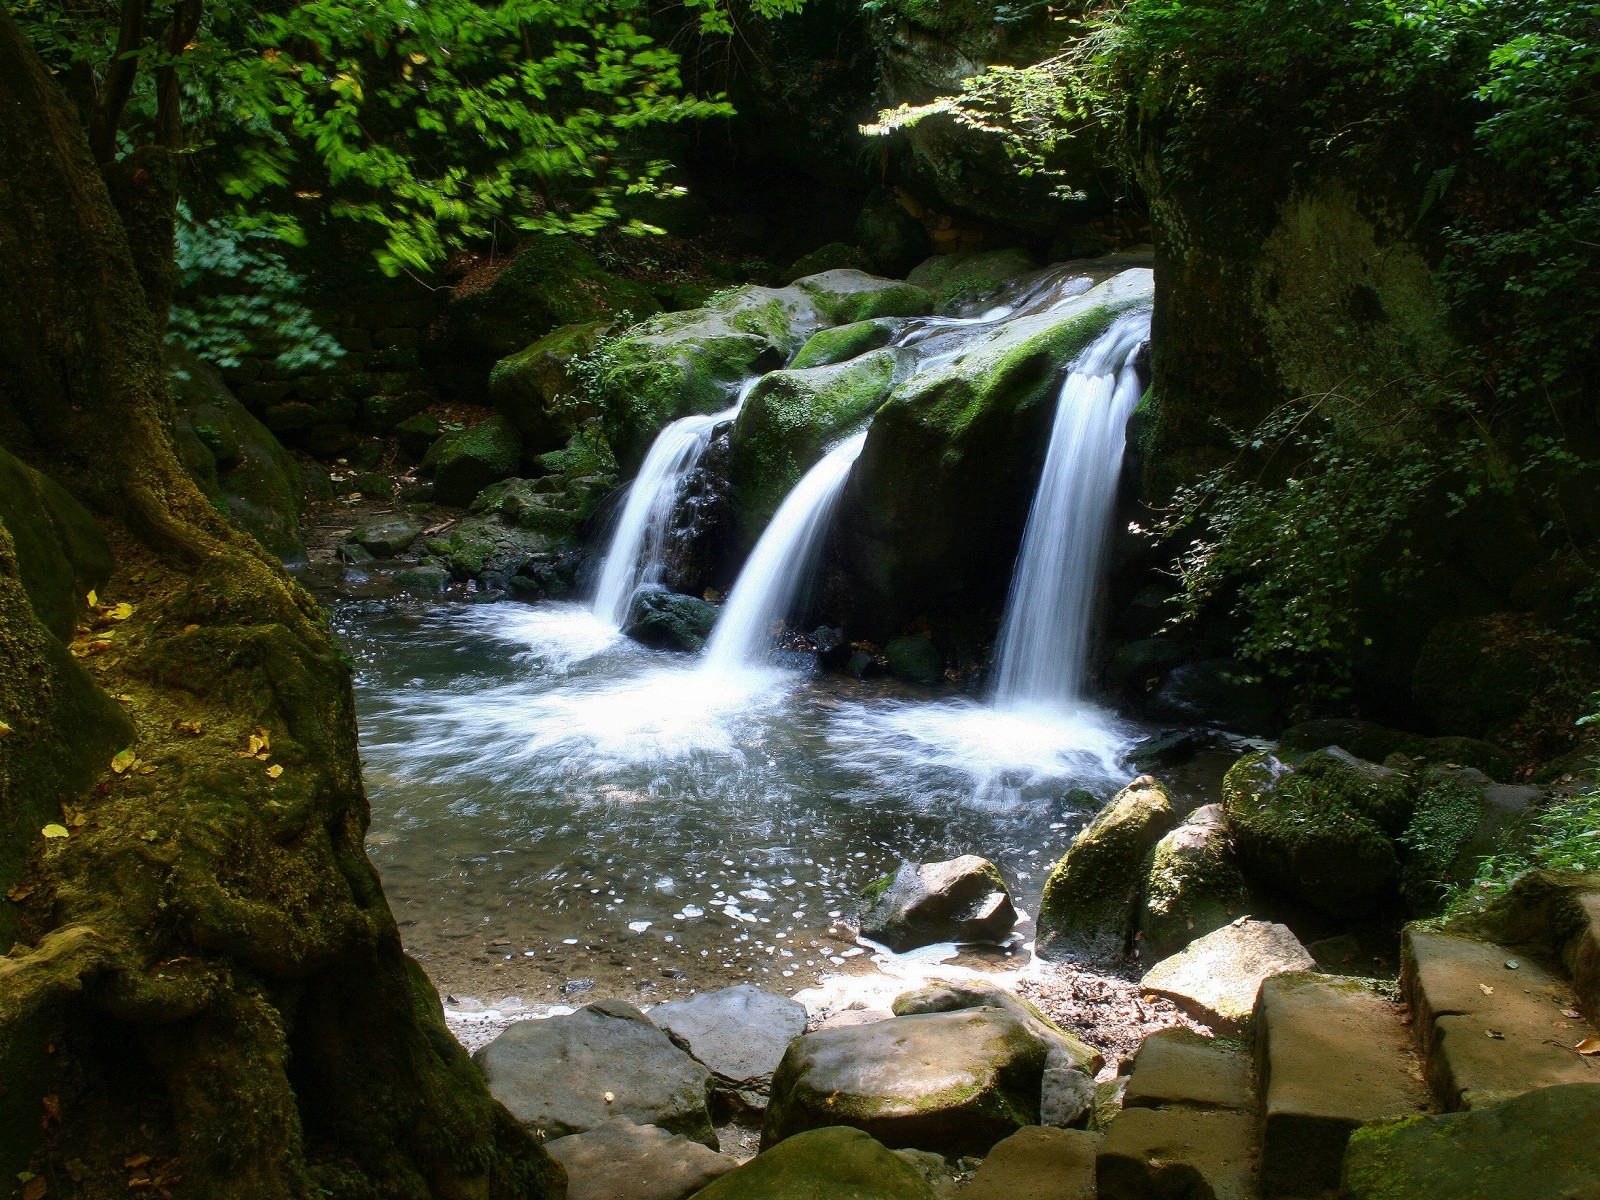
top-left (991, 309), bottom-right (1152, 712)
top-left (701, 430), bottom-right (868, 671)
top-left (591, 382), bottom-right (753, 628)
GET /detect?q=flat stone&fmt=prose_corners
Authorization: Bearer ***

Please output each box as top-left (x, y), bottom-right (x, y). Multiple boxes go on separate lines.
top-left (1255, 972), bottom-right (1428, 1197)
top-left (473, 999), bottom-right (715, 1146)
top-left (957, 1127), bottom-right (1100, 1200)
top-left (1095, 1107), bottom-right (1257, 1200)
top-left (1123, 1028), bottom-right (1254, 1112)
top-left (649, 986), bottom-right (807, 1116)
top-left (693, 1126), bottom-right (938, 1200)
top-left (859, 856), bottom-right (1018, 952)
top-left (1344, 1083), bottom-right (1600, 1200)
top-left (350, 518), bottom-right (421, 558)
top-left (1403, 930), bottom-right (1598, 1109)
top-left (1141, 917), bottom-right (1315, 1035)
top-left (763, 1009), bottom-right (1049, 1156)
top-left (544, 1119), bottom-right (737, 1200)
top-left (891, 980), bottom-right (1104, 1074)
top-left (1040, 1065), bottom-right (1097, 1129)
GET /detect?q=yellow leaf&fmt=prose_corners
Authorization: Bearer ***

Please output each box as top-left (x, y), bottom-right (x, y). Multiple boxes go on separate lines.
top-left (174, 719), bottom-right (202, 736)
top-left (0, 719), bottom-right (11, 737)
top-left (86, 589), bottom-right (98, 607)
top-left (42, 824), bottom-right (69, 839)
top-left (5, 882), bottom-right (33, 902)
top-left (266, 764), bottom-right (284, 779)
top-left (61, 804), bottom-right (86, 827)
top-left (108, 602), bottom-right (133, 621)
top-left (110, 748), bottom-right (138, 774)
top-left (1579, 1037), bottom-right (1600, 1056)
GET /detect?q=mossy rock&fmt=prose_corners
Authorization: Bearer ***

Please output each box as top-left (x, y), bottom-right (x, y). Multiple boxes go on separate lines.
top-left (1037, 775), bottom-right (1178, 963)
top-left (788, 242), bottom-right (874, 280)
top-left (395, 412), bottom-right (441, 460)
top-left (906, 250), bottom-right (1036, 313)
top-left (470, 478), bottom-right (584, 540)
top-left (488, 319), bottom-right (616, 456)
top-left (422, 416), bottom-right (522, 507)
top-left (728, 349), bottom-right (898, 536)
top-left (884, 635), bottom-right (941, 685)
top-left (791, 319), bottom-right (901, 371)
top-left (855, 190), bottom-right (933, 278)
top-left (692, 1127), bottom-right (937, 1200)
top-left (792, 270), bottom-right (934, 325)
top-left (1278, 718), bottom-right (1515, 782)
top-left (1139, 805), bottom-right (1253, 961)
top-left (1223, 748), bottom-right (1411, 918)
top-left (0, 446), bottom-right (112, 642)
top-left (426, 515), bottom-right (560, 580)
top-left (623, 586), bottom-right (720, 653)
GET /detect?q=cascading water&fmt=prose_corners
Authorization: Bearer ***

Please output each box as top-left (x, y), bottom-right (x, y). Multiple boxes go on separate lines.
top-left (701, 430), bottom-right (868, 671)
top-left (590, 380), bottom-right (755, 628)
top-left (991, 309), bottom-right (1152, 712)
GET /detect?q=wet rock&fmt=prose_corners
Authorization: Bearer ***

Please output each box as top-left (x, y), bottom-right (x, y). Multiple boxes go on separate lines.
top-left (1343, 1083), bottom-right (1600, 1200)
top-left (694, 1126), bottom-right (936, 1200)
top-left (649, 985), bottom-right (807, 1118)
top-left (350, 518), bottom-right (420, 558)
top-left (889, 980), bottom-right (1103, 1076)
top-left (473, 999), bottom-right (716, 1147)
top-left (792, 269), bottom-right (933, 325)
top-left (855, 189), bottom-right (933, 279)
top-left (394, 565), bottom-right (450, 594)
top-left (623, 587), bottom-right (720, 654)
top-left (1036, 775), bottom-right (1178, 963)
top-left (958, 1127), bottom-right (1099, 1200)
top-left (422, 415), bottom-right (521, 507)
top-left (858, 856), bottom-right (1017, 952)
top-left (884, 634), bottom-right (942, 685)
top-left (470, 477), bottom-right (586, 540)
top-left (906, 250), bottom-right (1036, 313)
top-left (544, 1119), bottom-right (736, 1200)
top-left (1139, 917), bottom-right (1315, 1036)
top-left (338, 542), bottom-right (375, 565)
top-left (790, 318), bottom-right (901, 371)
top-left (762, 1009), bottom-right (1050, 1156)
top-left (1138, 804), bottom-right (1252, 961)
top-left (425, 515), bottom-right (559, 580)
top-left (1125, 730), bottom-right (1197, 771)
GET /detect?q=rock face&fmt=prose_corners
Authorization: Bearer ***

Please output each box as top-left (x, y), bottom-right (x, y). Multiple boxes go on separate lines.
top-left (0, 445), bottom-right (113, 641)
top-left (762, 1009), bottom-right (1050, 1155)
top-left (957, 1126), bottom-right (1100, 1200)
top-left (1139, 804), bottom-right (1252, 961)
top-left (474, 1000), bottom-right (716, 1147)
top-left (624, 587), bottom-right (720, 654)
top-left (1343, 1083), bottom-right (1600, 1200)
top-left (648, 986), bottom-right (808, 1118)
top-left (423, 415), bottom-right (522, 507)
top-left (857, 856), bottom-right (1017, 952)
top-left (1036, 775), bottom-right (1178, 963)
top-left (1139, 917), bottom-right (1315, 1035)
top-left (693, 1126), bottom-right (937, 1200)
top-left (543, 1119), bottom-right (736, 1200)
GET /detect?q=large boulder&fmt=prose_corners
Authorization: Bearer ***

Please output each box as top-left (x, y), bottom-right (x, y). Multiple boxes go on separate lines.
top-left (422, 416), bottom-right (522, 507)
top-left (0, 445), bottom-right (113, 641)
top-left (544, 1119), bottom-right (736, 1200)
top-left (792, 270), bottom-right (933, 325)
top-left (833, 269), bottom-right (1153, 640)
top-left (473, 1000), bottom-right (717, 1148)
top-left (889, 980), bottom-right (1104, 1076)
top-left (624, 587), bottom-right (720, 654)
top-left (762, 1009), bottom-right (1050, 1156)
top-left (857, 855), bottom-right (1017, 952)
top-left (790, 318), bottom-right (902, 371)
top-left (1223, 748), bottom-right (1412, 918)
top-left (906, 250), bottom-right (1037, 313)
top-left (956, 1127), bottom-right (1100, 1200)
top-left (854, 189), bottom-right (934, 279)
top-left (1139, 804), bottom-right (1253, 961)
top-left (649, 985), bottom-right (808, 1118)
top-left (1036, 775), bottom-right (1178, 963)
top-left (489, 319), bottom-right (617, 455)
top-left (1139, 917), bottom-right (1315, 1036)
top-left (692, 1127), bottom-right (937, 1200)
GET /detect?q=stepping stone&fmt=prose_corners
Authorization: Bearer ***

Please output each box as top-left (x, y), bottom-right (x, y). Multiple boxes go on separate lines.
top-left (1344, 1083), bottom-right (1600, 1200)
top-left (1403, 930), bottom-right (1599, 1110)
top-left (693, 1126), bottom-right (938, 1200)
top-left (1141, 917), bottom-right (1315, 1035)
top-left (544, 1119), bottom-right (737, 1200)
top-left (1123, 1028), bottom-right (1253, 1112)
top-left (473, 999), bottom-right (715, 1147)
top-left (1096, 1107), bottom-right (1257, 1200)
top-left (891, 979), bottom-right (1104, 1073)
top-left (650, 985), bottom-right (808, 1117)
top-left (1254, 972), bottom-right (1428, 1198)
top-left (859, 856), bottom-right (1018, 952)
top-left (763, 1009), bottom-right (1049, 1156)
top-left (349, 517), bottom-right (420, 557)
top-left (956, 1127), bottom-right (1100, 1200)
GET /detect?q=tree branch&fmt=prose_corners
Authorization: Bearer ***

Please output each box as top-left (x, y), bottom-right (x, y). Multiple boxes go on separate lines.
top-left (88, 0), bottom-right (150, 164)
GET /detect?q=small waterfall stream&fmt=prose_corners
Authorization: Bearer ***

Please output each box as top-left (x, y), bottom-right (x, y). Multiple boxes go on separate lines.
top-left (991, 309), bottom-right (1152, 712)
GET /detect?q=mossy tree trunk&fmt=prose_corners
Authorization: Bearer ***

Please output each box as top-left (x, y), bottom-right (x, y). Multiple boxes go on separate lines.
top-left (0, 9), bottom-right (562, 1198)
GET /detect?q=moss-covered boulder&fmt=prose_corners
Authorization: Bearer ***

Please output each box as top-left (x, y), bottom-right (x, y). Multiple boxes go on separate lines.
top-left (792, 270), bottom-right (934, 325)
top-left (833, 269), bottom-right (1152, 640)
top-left (1139, 804), bottom-right (1253, 961)
top-left (1278, 718), bottom-right (1515, 782)
top-left (0, 446), bottom-right (112, 642)
top-left (855, 189), bottom-right (933, 278)
top-left (906, 250), bottom-right (1036, 313)
top-left (728, 349), bottom-right (899, 536)
top-left (422, 416), bottom-right (522, 507)
top-left (349, 518), bottom-right (420, 559)
top-left (1343, 1083), bottom-right (1600, 1200)
top-left (488, 319), bottom-right (616, 456)
top-left (624, 587), bottom-right (720, 653)
top-left (884, 634), bottom-right (942, 685)
top-left (1037, 774), bottom-right (1179, 963)
top-left (168, 348), bottom-right (305, 560)
top-left (788, 242), bottom-right (874, 279)
top-left (692, 1127), bottom-right (937, 1200)
top-left (470, 477), bottom-right (586, 541)
top-left (791, 318), bottom-right (901, 370)
top-left (425, 516), bottom-right (560, 581)
top-left (1223, 748), bottom-right (1413, 918)
top-left (762, 1009), bottom-right (1050, 1156)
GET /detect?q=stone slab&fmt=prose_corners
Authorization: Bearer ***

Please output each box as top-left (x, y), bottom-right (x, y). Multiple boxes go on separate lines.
top-left (1123, 1028), bottom-right (1254, 1112)
top-left (1141, 917), bottom-right (1315, 1035)
top-left (1096, 1107), bottom-right (1258, 1200)
top-left (649, 986), bottom-right (807, 1115)
top-left (545, 1119), bottom-right (736, 1200)
top-left (956, 1127), bottom-right (1100, 1200)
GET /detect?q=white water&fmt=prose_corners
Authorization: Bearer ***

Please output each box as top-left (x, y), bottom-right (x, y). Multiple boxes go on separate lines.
top-left (992, 309), bottom-right (1152, 712)
top-left (590, 382), bottom-right (755, 628)
top-left (701, 430), bottom-right (869, 671)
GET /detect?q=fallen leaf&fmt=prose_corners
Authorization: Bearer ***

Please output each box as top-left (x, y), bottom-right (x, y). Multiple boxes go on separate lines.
top-left (123, 1154), bottom-right (152, 1170)
top-left (86, 589), bottom-right (98, 607)
top-left (61, 804), bottom-right (86, 827)
top-left (1479, 984), bottom-right (1495, 995)
top-left (5, 883), bottom-right (34, 902)
top-left (173, 720), bottom-right (201, 736)
top-left (20, 1175), bottom-right (46, 1200)
top-left (182, 623), bottom-right (199, 633)
top-left (0, 719), bottom-right (11, 737)
top-left (266, 764), bottom-right (283, 779)
top-left (137, 765), bottom-right (155, 775)
top-left (42, 824), bottom-right (70, 839)
top-left (1578, 1037), bottom-right (1600, 1056)
top-left (107, 602), bottom-right (133, 621)
top-left (111, 748), bottom-right (138, 774)
top-left (1485, 1028), bottom-right (1505, 1039)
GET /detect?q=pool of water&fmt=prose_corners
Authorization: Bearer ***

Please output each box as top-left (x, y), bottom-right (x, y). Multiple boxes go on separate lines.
top-left (338, 598), bottom-right (1155, 1006)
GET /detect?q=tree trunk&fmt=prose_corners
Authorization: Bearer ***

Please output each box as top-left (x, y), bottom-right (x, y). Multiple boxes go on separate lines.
top-left (0, 7), bottom-right (562, 1198)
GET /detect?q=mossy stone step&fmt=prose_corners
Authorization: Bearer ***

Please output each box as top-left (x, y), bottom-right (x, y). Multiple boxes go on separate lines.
top-left (1095, 1107), bottom-right (1258, 1200)
top-left (1123, 1028), bottom-right (1254, 1112)
top-left (1254, 972), bottom-right (1428, 1198)
top-left (955, 1127), bottom-right (1099, 1200)
top-left (1402, 929), bottom-right (1599, 1110)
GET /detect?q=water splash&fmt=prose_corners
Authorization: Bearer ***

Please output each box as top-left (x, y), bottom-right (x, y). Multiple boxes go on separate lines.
top-left (992, 309), bottom-right (1152, 712)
